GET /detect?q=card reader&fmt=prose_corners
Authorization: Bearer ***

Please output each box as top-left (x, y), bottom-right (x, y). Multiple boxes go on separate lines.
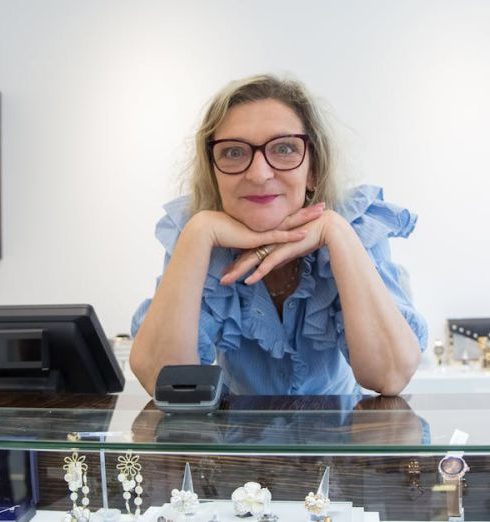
top-left (153, 365), bottom-right (224, 413)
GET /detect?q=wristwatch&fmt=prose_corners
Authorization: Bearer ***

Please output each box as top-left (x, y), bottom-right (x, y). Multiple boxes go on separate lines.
top-left (439, 455), bottom-right (469, 481)
top-left (438, 456), bottom-right (469, 518)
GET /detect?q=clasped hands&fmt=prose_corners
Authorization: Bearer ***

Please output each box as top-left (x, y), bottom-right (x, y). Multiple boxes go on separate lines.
top-left (214, 202), bottom-right (339, 286)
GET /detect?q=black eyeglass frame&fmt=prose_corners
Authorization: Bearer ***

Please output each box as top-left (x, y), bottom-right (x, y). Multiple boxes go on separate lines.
top-left (207, 133), bottom-right (310, 175)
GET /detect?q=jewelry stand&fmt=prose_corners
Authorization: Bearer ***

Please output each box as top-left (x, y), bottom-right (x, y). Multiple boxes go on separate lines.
top-left (140, 501), bottom-right (361, 522)
top-left (92, 436), bottom-right (121, 522)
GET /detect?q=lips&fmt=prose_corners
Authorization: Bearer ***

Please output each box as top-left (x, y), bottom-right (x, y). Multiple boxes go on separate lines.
top-left (243, 195), bottom-right (278, 204)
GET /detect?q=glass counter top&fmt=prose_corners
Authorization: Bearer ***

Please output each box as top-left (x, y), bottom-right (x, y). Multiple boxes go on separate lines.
top-left (0, 391), bottom-right (489, 454)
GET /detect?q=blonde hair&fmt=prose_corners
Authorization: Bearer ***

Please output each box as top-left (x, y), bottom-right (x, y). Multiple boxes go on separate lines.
top-left (189, 74), bottom-right (341, 214)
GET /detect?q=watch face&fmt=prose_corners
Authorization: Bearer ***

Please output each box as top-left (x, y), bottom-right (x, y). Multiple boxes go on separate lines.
top-left (441, 456), bottom-right (464, 476)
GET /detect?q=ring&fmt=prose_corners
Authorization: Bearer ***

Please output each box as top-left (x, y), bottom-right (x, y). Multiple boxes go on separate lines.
top-left (255, 246), bottom-right (271, 262)
top-left (304, 492), bottom-right (330, 515)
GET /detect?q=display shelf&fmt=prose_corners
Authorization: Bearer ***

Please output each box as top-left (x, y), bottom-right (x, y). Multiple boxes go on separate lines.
top-left (1, 392), bottom-right (489, 521)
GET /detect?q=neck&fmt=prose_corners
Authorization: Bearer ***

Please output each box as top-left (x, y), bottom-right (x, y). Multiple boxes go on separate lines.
top-left (264, 259), bottom-right (300, 298)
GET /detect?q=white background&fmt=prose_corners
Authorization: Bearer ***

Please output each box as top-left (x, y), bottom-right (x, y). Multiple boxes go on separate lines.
top-left (1, 0), bottom-right (489, 366)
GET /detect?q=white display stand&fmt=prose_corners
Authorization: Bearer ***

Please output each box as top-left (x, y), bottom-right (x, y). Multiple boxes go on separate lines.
top-left (139, 500), bottom-right (379, 522)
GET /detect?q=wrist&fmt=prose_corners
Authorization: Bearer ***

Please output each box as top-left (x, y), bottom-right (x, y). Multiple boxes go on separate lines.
top-left (185, 211), bottom-right (216, 251)
top-left (320, 210), bottom-right (348, 246)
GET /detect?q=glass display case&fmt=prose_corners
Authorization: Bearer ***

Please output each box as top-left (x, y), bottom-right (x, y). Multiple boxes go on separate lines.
top-left (0, 391), bottom-right (489, 521)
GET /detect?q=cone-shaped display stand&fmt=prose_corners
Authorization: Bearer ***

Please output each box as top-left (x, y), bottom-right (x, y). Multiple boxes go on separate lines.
top-left (316, 466), bottom-right (330, 499)
top-left (305, 466), bottom-right (331, 521)
top-left (182, 462), bottom-right (194, 493)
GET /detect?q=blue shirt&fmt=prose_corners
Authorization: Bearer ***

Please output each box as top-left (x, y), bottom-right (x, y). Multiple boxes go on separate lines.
top-left (131, 185), bottom-right (428, 395)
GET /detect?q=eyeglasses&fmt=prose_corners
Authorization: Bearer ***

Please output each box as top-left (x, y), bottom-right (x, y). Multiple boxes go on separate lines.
top-left (208, 134), bottom-right (309, 175)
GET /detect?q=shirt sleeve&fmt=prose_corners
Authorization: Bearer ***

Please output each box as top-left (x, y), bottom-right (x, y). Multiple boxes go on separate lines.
top-left (334, 184), bottom-right (428, 353)
top-left (130, 196), bottom-right (220, 364)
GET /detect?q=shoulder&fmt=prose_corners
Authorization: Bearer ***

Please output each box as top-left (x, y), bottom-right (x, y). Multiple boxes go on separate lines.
top-left (154, 195), bottom-right (192, 252)
top-left (335, 184), bottom-right (418, 248)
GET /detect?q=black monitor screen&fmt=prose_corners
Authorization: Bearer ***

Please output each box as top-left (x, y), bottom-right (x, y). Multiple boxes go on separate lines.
top-left (0, 304), bottom-right (125, 394)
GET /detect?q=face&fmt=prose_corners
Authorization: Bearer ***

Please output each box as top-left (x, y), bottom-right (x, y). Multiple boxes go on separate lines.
top-left (212, 98), bottom-right (314, 232)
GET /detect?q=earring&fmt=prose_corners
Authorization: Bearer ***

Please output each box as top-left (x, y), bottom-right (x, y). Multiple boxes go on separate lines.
top-left (117, 451), bottom-right (144, 517)
top-left (63, 451), bottom-right (90, 520)
top-left (305, 187), bottom-right (316, 205)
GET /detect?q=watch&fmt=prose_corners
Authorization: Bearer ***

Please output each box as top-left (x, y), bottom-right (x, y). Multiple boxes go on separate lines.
top-left (438, 455), bottom-right (469, 481)
top-left (438, 456), bottom-right (469, 518)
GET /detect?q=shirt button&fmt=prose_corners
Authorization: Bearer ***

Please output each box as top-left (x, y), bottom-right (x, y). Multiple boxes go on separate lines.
top-left (254, 308), bottom-right (264, 316)
top-left (288, 302), bottom-right (296, 309)
top-left (303, 266), bottom-right (311, 275)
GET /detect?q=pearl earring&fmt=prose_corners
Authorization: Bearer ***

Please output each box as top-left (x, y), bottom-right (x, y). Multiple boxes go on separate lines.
top-left (63, 451), bottom-right (90, 520)
top-left (116, 451), bottom-right (144, 517)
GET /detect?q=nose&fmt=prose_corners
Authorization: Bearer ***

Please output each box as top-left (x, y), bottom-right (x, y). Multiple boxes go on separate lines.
top-left (243, 149), bottom-right (275, 183)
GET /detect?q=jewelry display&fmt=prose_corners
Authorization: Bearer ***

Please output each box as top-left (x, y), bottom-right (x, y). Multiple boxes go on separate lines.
top-left (231, 481), bottom-right (272, 517)
top-left (170, 462), bottom-right (199, 517)
top-left (477, 336), bottom-right (490, 369)
top-left (438, 455), bottom-right (469, 483)
top-left (433, 339), bottom-right (445, 366)
top-left (304, 466), bottom-right (331, 521)
top-left (447, 321), bottom-right (485, 365)
top-left (169, 489), bottom-right (199, 516)
top-left (438, 455), bottom-right (470, 519)
top-left (116, 450), bottom-right (144, 518)
top-left (63, 449), bottom-right (90, 521)
top-left (406, 459), bottom-right (424, 500)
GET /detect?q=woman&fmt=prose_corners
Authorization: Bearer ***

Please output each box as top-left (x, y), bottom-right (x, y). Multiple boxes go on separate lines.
top-left (130, 74), bottom-right (427, 397)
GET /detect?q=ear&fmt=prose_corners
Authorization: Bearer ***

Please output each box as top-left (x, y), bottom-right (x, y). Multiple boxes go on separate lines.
top-left (306, 169), bottom-right (316, 191)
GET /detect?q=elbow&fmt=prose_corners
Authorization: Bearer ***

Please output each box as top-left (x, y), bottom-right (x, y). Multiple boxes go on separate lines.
top-left (360, 351), bottom-right (421, 397)
top-left (363, 376), bottom-right (408, 397)
top-left (129, 339), bottom-right (156, 396)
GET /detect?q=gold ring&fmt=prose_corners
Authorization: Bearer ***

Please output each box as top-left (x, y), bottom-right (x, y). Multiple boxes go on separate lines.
top-left (255, 245), bottom-right (271, 262)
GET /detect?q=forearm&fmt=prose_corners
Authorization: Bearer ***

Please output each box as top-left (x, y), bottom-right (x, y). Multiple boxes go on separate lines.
top-left (325, 213), bottom-right (420, 395)
top-left (130, 216), bottom-right (212, 395)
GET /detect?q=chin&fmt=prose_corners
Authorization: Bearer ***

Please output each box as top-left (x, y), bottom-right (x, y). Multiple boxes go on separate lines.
top-left (242, 216), bottom-right (284, 232)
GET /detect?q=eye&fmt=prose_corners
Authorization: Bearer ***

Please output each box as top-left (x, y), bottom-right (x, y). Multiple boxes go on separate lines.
top-left (270, 141), bottom-right (297, 155)
top-left (221, 146), bottom-right (247, 159)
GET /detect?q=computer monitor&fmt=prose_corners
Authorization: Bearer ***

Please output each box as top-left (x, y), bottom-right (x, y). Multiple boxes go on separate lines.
top-left (0, 304), bottom-right (125, 393)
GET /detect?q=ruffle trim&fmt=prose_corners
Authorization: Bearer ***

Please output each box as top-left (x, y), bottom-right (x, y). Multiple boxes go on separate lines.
top-left (157, 186), bottom-right (421, 361)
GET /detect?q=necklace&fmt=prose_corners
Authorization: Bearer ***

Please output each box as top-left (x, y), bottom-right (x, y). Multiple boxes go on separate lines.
top-left (266, 261), bottom-right (300, 297)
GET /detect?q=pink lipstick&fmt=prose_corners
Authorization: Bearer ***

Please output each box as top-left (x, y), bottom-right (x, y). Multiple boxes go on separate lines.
top-left (243, 195), bottom-right (278, 204)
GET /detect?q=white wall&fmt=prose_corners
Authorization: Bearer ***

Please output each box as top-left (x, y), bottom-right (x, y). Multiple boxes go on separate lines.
top-left (1, 0), bottom-right (489, 365)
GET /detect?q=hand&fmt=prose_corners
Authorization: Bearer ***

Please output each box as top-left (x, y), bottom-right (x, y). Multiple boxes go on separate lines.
top-left (189, 209), bottom-right (307, 252)
top-left (220, 206), bottom-right (342, 286)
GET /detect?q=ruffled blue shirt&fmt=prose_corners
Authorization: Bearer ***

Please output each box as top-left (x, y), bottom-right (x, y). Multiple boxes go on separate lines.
top-left (131, 185), bottom-right (428, 395)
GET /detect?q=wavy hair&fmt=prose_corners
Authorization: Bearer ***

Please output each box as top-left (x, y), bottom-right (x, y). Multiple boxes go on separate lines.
top-left (188, 74), bottom-right (341, 214)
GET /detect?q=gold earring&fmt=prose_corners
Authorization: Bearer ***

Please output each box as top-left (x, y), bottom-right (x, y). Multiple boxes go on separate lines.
top-left (305, 188), bottom-right (316, 205)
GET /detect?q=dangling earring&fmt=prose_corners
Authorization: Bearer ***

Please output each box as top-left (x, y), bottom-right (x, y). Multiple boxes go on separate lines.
top-left (117, 450), bottom-right (144, 517)
top-left (305, 187), bottom-right (316, 205)
top-left (63, 451), bottom-right (90, 520)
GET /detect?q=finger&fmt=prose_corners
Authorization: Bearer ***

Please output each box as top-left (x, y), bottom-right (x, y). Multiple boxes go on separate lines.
top-left (220, 250), bottom-right (262, 285)
top-left (244, 244), bottom-right (304, 285)
top-left (253, 227), bottom-right (307, 247)
top-left (277, 203), bottom-right (325, 231)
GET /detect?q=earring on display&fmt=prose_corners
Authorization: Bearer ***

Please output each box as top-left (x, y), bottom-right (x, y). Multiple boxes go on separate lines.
top-left (116, 450), bottom-right (144, 517)
top-left (63, 449), bottom-right (90, 521)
